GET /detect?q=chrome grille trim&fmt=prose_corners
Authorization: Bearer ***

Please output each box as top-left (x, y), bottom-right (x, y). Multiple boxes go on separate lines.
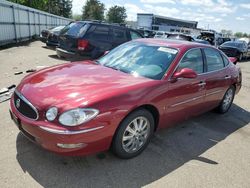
top-left (14, 90), bottom-right (39, 120)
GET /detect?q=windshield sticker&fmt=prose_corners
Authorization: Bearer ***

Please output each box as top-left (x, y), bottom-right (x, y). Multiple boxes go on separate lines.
top-left (158, 47), bottom-right (178, 54)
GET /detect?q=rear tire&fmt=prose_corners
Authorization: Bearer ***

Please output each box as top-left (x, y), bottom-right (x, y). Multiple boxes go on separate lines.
top-left (217, 86), bottom-right (235, 114)
top-left (111, 109), bottom-right (155, 159)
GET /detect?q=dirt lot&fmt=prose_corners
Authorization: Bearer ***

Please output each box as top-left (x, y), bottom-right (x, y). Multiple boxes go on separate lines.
top-left (0, 41), bottom-right (249, 188)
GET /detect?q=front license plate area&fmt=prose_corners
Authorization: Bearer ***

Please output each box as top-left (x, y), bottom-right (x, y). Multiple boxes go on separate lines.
top-left (10, 110), bottom-right (21, 129)
top-left (9, 110), bottom-right (36, 142)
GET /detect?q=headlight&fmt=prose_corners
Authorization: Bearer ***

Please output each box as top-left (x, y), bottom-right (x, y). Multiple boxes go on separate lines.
top-left (46, 107), bottom-right (58, 121)
top-left (58, 108), bottom-right (99, 126)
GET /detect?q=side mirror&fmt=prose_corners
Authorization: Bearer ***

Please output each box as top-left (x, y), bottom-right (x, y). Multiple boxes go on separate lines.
top-left (228, 57), bottom-right (238, 65)
top-left (172, 68), bottom-right (197, 80)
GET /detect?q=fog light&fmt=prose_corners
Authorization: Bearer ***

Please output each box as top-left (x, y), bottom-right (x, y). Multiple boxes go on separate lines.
top-left (57, 143), bottom-right (86, 149)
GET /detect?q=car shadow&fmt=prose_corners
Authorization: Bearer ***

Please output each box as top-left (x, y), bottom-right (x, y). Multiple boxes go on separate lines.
top-left (16, 104), bottom-right (250, 188)
top-left (42, 46), bottom-right (56, 51)
top-left (239, 58), bottom-right (250, 63)
top-left (48, 54), bottom-right (93, 62)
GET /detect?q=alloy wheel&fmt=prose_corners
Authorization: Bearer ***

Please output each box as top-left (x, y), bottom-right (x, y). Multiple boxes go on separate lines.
top-left (122, 116), bottom-right (150, 153)
top-left (222, 88), bottom-right (234, 111)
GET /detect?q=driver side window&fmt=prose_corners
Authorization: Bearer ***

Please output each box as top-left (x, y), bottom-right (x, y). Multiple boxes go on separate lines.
top-left (178, 48), bottom-right (204, 74)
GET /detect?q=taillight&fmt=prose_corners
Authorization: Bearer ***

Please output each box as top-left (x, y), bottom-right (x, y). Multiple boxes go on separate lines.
top-left (78, 39), bottom-right (88, 50)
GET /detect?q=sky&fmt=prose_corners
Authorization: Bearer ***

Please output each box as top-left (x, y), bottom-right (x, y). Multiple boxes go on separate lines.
top-left (72, 0), bottom-right (250, 33)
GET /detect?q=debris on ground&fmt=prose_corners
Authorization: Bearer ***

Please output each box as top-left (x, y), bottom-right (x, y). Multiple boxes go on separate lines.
top-left (0, 85), bottom-right (16, 103)
top-left (14, 71), bottom-right (23, 75)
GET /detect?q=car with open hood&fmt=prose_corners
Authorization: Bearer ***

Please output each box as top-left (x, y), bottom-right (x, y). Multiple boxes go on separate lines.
top-left (10, 39), bottom-right (241, 159)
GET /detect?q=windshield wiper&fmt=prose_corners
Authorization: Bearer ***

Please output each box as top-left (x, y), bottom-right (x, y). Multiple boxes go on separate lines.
top-left (105, 65), bottom-right (120, 71)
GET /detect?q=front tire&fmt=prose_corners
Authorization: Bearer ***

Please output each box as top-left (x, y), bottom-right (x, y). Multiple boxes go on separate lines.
top-left (217, 86), bottom-right (235, 114)
top-left (112, 109), bottom-right (155, 159)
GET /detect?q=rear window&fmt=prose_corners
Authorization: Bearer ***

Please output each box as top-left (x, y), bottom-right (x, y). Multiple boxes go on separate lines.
top-left (60, 22), bottom-right (88, 37)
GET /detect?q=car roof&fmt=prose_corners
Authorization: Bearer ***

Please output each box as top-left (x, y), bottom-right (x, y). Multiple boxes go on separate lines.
top-left (135, 38), bottom-right (212, 50)
top-left (74, 21), bottom-right (128, 29)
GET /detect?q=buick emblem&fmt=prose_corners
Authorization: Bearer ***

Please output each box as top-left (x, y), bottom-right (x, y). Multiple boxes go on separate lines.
top-left (16, 99), bottom-right (21, 108)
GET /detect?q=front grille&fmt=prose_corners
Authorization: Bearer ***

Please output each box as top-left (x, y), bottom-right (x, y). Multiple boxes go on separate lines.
top-left (13, 91), bottom-right (38, 120)
top-left (48, 34), bottom-right (58, 43)
top-left (41, 31), bottom-right (48, 38)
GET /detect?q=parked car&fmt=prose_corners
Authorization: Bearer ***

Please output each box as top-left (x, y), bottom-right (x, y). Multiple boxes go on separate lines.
top-left (154, 31), bottom-right (168, 38)
top-left (10, 39), bottom-right (241, 159)
top-left (40, 26), bottom-right (65, 44)
top-left (167, 33), bottom-right (195, 41)
top-left (40, 27), bottom-right (54, 43)
top-left (194, 39), bottom-right (211, 45)
top-left (218, 41), bottom-right (250, 61)
top-left (56, 21), bottom-right (144, 59)
top-left (46, 26), bottom-right (65, 47)
top-left (137, 29), bottom-right (156, 38)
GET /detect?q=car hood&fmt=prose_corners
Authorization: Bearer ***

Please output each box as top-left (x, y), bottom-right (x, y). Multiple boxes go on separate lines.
top-left (17, 61), bottom-right (154, 110)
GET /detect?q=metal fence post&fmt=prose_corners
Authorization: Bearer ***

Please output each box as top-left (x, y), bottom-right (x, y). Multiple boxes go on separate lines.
top-left (27, 9), bottom-right (31, 39)
top-left (11, 5), bottom-right (18, 43)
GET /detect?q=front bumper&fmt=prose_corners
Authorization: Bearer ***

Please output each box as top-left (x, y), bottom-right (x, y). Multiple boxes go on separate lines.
top-left (10, 103), bottom-right (113, 156)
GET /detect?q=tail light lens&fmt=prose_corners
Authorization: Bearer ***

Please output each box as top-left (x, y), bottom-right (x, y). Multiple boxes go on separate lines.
top-left (78, 39), bottom-right (88, 50)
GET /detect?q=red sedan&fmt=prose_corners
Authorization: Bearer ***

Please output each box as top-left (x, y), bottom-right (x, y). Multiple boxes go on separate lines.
top-left (10, 39), bottom-right (242, 159)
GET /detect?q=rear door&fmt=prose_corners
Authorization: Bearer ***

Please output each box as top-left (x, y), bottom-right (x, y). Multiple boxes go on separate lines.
top-left (163, 48), bottom-right (207, 125)
top-left (58, 22), bottom-right (89, 52)
top-left (84, 24), bottom-right (112, 56)
top-left (202, 48), bottom-right (231, 110)
top-left (111, 27), bottom-right (129, 48)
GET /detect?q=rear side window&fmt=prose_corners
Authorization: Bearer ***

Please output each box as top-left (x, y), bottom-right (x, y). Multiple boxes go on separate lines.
top-left (113, 28), bottom-right (128, 42)
top-left (204, 48), bottom-right (224, 72)
top-left (178, 48), bottom-right (204, 74)
top-left (88, 25), bottom-right (109, 40)
top-left (130, 30), bottom-right (142, 40)
top-left (60, 22), bottom-right (88, 37)
top-left (222, 54), bottom-right (229, 66)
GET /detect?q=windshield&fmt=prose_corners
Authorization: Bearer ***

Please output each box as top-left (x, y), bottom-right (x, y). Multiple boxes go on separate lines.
top-left (97, 42), bottom-right (178, 80)
top-left (222, 42), bottom-right (243, 48)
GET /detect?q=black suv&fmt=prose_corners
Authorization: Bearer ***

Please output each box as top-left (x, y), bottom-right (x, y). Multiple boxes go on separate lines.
top-left (56, 21), bottom-right (144, 59)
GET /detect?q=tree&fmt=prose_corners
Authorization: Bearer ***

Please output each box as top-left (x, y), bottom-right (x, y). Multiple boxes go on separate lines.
top-left (221, 29), bottom-right (233, 37)
top-left (7, 0), bottom-right (72, 18)
top-left (106, 5), bottom-right (127, 23)
top-left (243, 33), bottom-right (248, 38)
top-left (73, 14), bottom-right (82, 21)
top-left (234, 32), bottom-right (243, 38)
top-left (82, 0), bottom-right (105, 21)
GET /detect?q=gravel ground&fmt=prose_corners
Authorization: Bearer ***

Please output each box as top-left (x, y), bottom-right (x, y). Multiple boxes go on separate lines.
top-left (0, 41), bottom-right (249, 188)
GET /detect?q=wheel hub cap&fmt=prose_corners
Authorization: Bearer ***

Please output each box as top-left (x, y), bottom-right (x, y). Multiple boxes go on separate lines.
top-left (122, 116), bottom-right (150, 153)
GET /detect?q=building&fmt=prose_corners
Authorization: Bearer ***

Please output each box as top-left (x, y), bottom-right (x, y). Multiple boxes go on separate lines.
top-left (137, 13), bottom-right (199, 35)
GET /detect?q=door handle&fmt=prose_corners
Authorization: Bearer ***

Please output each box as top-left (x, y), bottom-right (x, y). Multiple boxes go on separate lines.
top-left (225, 75), bottom-right (231, 79)
top-left (198, 81), bottom-right (206, 87)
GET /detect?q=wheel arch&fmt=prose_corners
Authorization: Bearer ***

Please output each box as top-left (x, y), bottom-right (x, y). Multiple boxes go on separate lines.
top-left (119, 104), bottom-right (160, 132)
